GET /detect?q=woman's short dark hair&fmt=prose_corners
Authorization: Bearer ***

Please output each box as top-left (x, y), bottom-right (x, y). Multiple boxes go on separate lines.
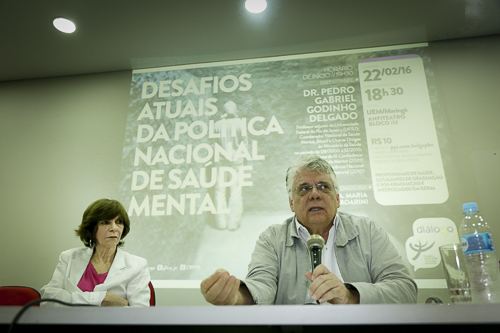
top-left (75, 199), bottom-right (131, 248)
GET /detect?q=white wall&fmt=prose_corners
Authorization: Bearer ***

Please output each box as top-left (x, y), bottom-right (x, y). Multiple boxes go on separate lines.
top-left (0, 71), bottom-right (129, 290)
top-left (0, 35), bottom-right (499, 305)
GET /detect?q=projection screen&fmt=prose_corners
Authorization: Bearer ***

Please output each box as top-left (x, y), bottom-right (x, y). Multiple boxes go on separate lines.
top-left (119, 43), bottom-right (456, 289)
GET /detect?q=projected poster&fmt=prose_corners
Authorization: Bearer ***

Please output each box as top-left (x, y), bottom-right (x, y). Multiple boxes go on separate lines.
top-left (119, 44), bottom-right (456, 288)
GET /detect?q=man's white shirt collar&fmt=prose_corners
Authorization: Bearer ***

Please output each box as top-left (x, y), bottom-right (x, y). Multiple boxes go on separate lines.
top-left (294, 213), bottom-right (339, 246)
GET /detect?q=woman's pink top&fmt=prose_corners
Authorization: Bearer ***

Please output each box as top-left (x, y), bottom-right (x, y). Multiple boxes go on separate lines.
top-left (77, 262), bottom-right (108, 292)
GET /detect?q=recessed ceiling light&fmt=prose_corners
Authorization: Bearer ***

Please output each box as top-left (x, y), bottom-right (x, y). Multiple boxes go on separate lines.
top-left (245, 0), bottom-right (267, 14)
top-left (53, 17), bottom-right (76, 33)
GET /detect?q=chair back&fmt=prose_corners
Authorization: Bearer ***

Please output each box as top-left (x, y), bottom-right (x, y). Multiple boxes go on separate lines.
top-left (0, 286), bottom-right (41, 306)
top-left (148, 281), bottom-right (155, 306)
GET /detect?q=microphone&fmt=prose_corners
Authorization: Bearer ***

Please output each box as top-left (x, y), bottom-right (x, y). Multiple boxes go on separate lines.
top-left (307, 234), bottom-right (325, 271)
top-left (307, 234), bottom-right (325, 305)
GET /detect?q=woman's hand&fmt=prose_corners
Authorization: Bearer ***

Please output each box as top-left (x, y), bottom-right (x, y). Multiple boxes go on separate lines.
top-left (101, 292), bottom-right (129, 306)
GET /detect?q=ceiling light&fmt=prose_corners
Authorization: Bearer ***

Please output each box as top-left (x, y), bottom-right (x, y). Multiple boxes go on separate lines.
top-left (245, 0), bottom-right (267, 14)
top-left (53, 18), bottom-right (76, 33)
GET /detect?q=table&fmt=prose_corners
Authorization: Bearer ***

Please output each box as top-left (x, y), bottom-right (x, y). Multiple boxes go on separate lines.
top-left (1, 304), bottom-right (499, 332)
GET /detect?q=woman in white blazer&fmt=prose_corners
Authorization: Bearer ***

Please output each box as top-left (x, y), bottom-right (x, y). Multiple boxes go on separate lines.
top-left (40, 199), bottom-right (151, 307)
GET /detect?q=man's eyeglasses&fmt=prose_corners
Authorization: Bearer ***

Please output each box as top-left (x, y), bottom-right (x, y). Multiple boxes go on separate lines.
top-left (292, 182), bottom-right (336, 196)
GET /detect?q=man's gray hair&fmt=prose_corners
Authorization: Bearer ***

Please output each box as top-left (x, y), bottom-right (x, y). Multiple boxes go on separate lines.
top-left (286, 154), bottom-right (339, 199)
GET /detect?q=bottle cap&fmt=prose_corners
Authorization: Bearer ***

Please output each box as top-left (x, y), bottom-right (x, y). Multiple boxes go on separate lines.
top-left (462, 202), bottom-right (478, 213)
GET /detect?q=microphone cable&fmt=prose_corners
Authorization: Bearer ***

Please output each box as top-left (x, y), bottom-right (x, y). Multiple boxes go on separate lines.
top-left (7, 298), bottom-right (96, 333)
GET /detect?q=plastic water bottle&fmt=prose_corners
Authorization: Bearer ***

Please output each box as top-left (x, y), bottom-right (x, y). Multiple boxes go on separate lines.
top-left (459, 202), bottom-right (500, 303)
